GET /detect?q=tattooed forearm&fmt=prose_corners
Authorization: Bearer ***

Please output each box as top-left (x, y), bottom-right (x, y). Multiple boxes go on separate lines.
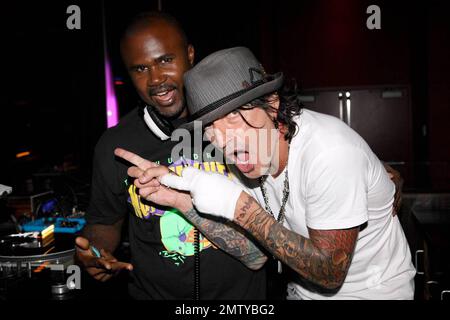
top-left (184, 208), bottom-right (267, 270)
top-left (234, 193), bottom-right (359, 289)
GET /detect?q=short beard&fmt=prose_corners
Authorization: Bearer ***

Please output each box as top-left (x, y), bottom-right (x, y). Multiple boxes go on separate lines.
top-left (153, 102), bottom-right (186, 120)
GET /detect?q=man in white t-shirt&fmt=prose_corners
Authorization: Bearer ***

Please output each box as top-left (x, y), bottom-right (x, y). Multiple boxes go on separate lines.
top-left (246, 109), bottom-right (415, 299)
top-left (115, 47), bottom-right (416, 299)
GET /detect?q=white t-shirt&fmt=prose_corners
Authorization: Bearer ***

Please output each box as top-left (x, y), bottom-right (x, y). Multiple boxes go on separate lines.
top-left (249, 109), bottom-right (416, 300)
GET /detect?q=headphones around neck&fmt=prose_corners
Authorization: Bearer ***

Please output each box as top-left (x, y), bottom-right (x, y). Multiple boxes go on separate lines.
top-left (143, 105), bottom-right (174, 141)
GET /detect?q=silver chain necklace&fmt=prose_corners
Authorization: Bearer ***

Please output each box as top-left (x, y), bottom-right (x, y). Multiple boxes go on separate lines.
top-left (259, 156), bottom-right (290, 274)
top-left (259, 161), bottom-right (290, 224)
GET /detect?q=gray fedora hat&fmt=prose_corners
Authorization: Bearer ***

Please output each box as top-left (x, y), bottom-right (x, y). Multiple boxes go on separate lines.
top-left (180, 47), bottom-right (283, 130)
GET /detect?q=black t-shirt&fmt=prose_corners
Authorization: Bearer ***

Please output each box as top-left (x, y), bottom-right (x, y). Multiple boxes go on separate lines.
top-left (86, 107), bottom-right (266, 300)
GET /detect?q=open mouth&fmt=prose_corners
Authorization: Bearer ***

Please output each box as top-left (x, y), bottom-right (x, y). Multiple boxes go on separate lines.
top-left (151, 88), bottom-right (177, 106)
top-left (231, 150), bottom-right (255, 173)
top-left (234, 150), bottom-right (249, 164)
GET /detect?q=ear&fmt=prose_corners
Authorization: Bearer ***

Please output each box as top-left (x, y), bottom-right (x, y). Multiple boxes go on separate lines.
top-left (278, 122), bottom-right (288, 137)
top-left (268, 93), bottom-right (280, 110)
top-left (187, 44), bottom-right (195, 66)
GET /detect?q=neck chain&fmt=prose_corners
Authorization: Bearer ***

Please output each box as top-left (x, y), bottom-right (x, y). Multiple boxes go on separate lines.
top-left (260, 145), bottom-right (290, 274)
top-left (259, 150), bottom-right (290, 224)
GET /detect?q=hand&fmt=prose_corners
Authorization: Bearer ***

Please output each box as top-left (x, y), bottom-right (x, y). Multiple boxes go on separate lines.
top-left (75, 236), bottom-right (133, 282)
top-left (160, 166), bottom-right (245, 220)
top-left (383, 163), bottom-right (404, 216)
top-left (114, 148), bottom-right (193, 213)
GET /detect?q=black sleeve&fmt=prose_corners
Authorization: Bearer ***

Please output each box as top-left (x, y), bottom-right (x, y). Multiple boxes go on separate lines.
top-left (85, 132), bottom-right (127, 225)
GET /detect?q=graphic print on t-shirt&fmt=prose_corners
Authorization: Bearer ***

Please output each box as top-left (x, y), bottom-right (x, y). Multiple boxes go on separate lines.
top-left (126, 156), bottom-right (233, 266)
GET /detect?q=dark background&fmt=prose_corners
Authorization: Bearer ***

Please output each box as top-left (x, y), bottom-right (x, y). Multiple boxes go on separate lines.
top-left (1, 0), bottom-right (450, 302)
top-left (1, 0), bottom-right (449, 193)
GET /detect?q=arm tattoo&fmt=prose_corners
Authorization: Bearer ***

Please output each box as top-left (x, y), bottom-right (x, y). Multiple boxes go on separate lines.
top-left (184, 208), bottom-right (267, 270)
top-left (234, 193), bottom-right (359, 289)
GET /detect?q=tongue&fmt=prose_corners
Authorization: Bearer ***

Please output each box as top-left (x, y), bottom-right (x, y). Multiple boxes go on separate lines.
top-left (236, 152), bottom-right (249, 163)
top-left (235, 152), bottom-right (254, 173)
top-left (236, 161), bottom-right (254, 173)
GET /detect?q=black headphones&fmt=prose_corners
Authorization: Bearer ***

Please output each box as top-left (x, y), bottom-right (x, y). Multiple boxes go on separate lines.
top-left (142, 104), bottom-right (174, 141)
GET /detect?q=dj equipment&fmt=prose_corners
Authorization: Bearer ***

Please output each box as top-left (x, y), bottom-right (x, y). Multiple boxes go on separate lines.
top-left (21, 217), bottom-right (85, 234)
top-left (6, 191), bottom-right (54, 220)
top-left (0, 185), bottom-right (12, 197)
top-left (0, 232), bottom-right (77, 300)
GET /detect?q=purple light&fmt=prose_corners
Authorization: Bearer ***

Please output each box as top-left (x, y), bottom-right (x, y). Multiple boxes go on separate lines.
top-left (105, 55), bottom-right (119, 128)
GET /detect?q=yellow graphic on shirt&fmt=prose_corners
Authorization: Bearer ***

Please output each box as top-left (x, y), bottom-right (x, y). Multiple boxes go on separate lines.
top-left (126, 158), bottom-right (233, 265)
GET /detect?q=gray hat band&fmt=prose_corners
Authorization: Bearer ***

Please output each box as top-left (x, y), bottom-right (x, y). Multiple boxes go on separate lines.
top-left (180, 47), bottom-right (284, 130)
top-left (187, 78), bottom-right (266, 121)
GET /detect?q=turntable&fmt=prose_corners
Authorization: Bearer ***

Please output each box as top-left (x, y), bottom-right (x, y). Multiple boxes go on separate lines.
top-left (0, 228), bottom-right (77, 300)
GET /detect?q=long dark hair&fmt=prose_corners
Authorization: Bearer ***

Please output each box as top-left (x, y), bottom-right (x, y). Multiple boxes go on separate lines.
top-left (237, 81), bottom-right (303, 142)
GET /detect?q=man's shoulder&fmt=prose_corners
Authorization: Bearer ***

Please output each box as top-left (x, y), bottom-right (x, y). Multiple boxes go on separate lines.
top-left (290, 109), bottom-right (376, 179)
top-left (107, 107), bottom-right (142, 136)
top-left (116, 107), bottom-right (142, 127)
top-left (297, 109), bottom-right (368, 154)
top-left (299, 109), bottom-right (355, 139)
top-left (95, 108), bottom-right (143, 150)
